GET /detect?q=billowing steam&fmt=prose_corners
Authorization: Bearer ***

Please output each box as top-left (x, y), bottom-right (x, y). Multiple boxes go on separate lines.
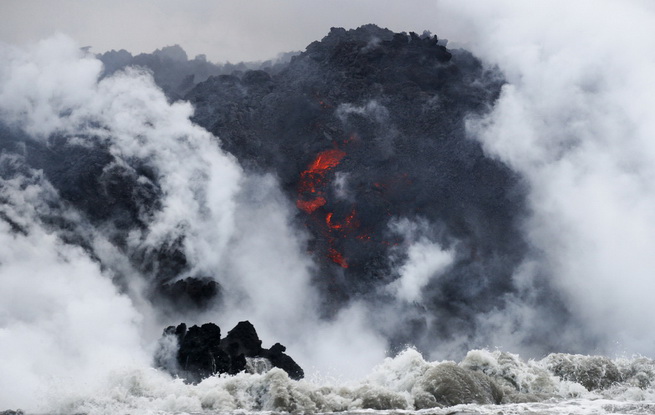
top-left (387, 218), bottom-right (454, 303)
top-left (436, 0), bottom-right (655, 357)
top-left (0, 184), bottom-right (147, 407)
top-left (0, 35), bottom-right (385, 411)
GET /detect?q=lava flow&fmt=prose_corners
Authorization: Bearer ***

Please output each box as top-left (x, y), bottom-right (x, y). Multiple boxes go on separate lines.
top-left (327, 248), bottom-right (349, 268)
top-left (298, 148), bottom-right (346, 195)
top-left (296, 197), bottom-right (326, 214)
top-left (326, 210), bottom-right (357, 231)
top-left (296, 148), bottom-right (345, 215)
top-left (296, 147), bottom-right (353, 267)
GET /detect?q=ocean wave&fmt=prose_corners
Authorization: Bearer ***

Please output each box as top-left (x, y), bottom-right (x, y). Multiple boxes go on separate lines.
top-left (47, 348), bottom-right (655, 414)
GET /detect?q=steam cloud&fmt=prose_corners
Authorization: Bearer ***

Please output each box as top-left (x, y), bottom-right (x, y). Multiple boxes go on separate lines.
top-left (0, 35), bottom-right (385, 411)
top-left (437, 0), bottom-right (655, 356)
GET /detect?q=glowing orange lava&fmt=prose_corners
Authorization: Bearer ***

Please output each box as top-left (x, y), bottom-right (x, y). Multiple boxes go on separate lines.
top-left (298, 149), bottom-right (346, 194)
top-left (297, 145), bottom-right (359, 268)
top-left (295, 142), bottom-right (406, 267)
top-left (325, 210), bottom-right (357, 231)
top-left (297, 149), bottom-right (346, 203)
top-left (306, 149), bottom-right (346, 175)
top-left (328, 248), bottom-right (349, 268)
top-left (296, 197), bottom-right (326, 214)
top-left (325, 212), bottom-right (338, 228)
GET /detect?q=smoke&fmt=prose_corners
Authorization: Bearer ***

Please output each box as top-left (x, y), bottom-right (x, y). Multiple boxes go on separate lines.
top-left (436, 0), bottom-right (655, 356)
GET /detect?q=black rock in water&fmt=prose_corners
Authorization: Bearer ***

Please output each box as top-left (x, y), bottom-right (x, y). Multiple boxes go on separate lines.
top-left (156, 321), bottom-right (304, 382)
top-left (221, 321), bottom-right (263, 357)
top-left (172, 323), bottom-right (229, 381)
top-left (262, 342), bottom-right (305, 381)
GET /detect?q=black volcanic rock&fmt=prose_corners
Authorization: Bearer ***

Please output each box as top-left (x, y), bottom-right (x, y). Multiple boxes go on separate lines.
top-left (262, 343), bottom-right (305, 380)
top-left (97, 45), bottom-right (294, 100)
top-left (156, 321), bottom-right (304, 382)
top-left (174, 323), bottom-right (229, 382)
top-left (22, 134), bottom-right (162, 231)
top-left (185, 24), bottom-right (531, 350)
top-left (222, 320), bottom-right (263, 357)
top-left (156, 277), bottom-right (221, 310)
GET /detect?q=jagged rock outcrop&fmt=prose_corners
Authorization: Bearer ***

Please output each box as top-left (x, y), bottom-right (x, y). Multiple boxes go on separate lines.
top-left (262, 342), bottom-right (305, 380)
top-left (97, 45), bottom-right (295, 100)
top-left (156, 321), bottom-right (304, 382)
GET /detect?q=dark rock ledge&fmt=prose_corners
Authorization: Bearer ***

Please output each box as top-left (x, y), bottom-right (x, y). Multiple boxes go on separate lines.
top-left (155, 320), bottom-right (304, 383)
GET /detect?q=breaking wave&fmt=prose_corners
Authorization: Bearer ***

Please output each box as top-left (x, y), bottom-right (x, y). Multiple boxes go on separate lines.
top-left (47, 349), bottom-right (655, 414)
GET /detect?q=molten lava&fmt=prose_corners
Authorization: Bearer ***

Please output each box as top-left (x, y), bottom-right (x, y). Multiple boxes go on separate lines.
top-left (296, 146), bottom-right (359, 269)
top-left (308, 149), bottom-right (345, 172)
top-left (299, 149), bottom-right (346, 191)
top-left (325, 210), bottom-right (357, 231)
top-left (328, 248), bottom-right (349, 268)
top-left (296, 197), bottom-right (326, 214)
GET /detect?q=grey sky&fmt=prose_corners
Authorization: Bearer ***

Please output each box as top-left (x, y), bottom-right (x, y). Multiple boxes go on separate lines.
top-left (0, 0), bottom-right (460, 63)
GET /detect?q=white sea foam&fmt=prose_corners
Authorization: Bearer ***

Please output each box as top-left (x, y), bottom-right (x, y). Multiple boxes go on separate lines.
top-left (36, 348), bottom-right (655, 415)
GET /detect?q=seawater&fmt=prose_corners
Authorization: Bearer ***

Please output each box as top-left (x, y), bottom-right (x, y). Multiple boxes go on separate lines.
top-left (28, 348), bottom-right (654, 415)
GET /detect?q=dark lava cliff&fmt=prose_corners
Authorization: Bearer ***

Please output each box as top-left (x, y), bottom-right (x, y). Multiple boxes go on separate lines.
top-left (185, 25), bottom-right (529, 349)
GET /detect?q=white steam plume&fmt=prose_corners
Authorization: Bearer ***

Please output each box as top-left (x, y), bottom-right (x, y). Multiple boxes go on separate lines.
top-left (387, 218), bottom-right (454, 303)
top-left (0, 34), bottom-right (388, 411)
top-left (0, 167), bottom-right (148, 410)
top-left (437, 0), bottom-right (655, 356)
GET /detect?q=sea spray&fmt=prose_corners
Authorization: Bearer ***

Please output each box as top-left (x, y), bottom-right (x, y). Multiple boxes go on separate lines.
top-left (35, 348), bottom-right (655, 414)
